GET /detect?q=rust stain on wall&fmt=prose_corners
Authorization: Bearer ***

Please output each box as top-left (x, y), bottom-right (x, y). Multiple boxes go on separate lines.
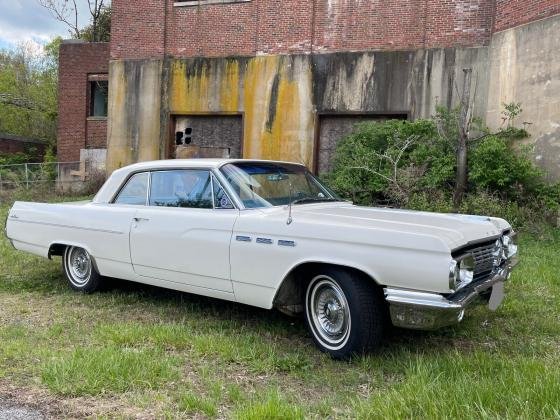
top-left (168, 55), bottom-right (315, 167)
top-left (220, 60), bottom-right (241, 111)
top-left (243, 56), bottom-right (314, 164)
top-left (107, 60), bottom-right (162, 172)
top-left (106, 61), bottom-right (130, 170)
top-left (106, 48), bottom-right (498, 176)
top-left (169, 59), bottom-right (240, 112)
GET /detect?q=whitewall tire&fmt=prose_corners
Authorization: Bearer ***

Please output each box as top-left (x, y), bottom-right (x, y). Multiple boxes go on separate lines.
top-left (304, 267), bottom-right (386, 359)
top-left (63, 246), bottom-right (103, 293)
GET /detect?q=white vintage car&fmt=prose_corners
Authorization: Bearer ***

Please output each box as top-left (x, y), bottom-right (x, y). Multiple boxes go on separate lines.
top-left (5, 159), bottom-right (518, 358)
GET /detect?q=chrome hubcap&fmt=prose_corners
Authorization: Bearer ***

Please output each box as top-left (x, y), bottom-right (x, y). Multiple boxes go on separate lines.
top-left (67, 247), bottom-right (91, 286)
top-left (307, 276), bottom-right (351, 349)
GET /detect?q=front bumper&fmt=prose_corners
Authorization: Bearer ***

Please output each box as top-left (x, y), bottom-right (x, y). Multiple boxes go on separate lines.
top-left (384, 256), bottom-right (518, 330)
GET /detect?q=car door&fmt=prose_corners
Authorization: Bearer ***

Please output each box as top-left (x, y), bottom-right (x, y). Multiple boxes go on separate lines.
top-left (129, 169), bottom-right (238, 293)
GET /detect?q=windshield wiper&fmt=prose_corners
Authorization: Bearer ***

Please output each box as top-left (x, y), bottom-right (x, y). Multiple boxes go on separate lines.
top-left (291, 197), bottom-right (340, 205)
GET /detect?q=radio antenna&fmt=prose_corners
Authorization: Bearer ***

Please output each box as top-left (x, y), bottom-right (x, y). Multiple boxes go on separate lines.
top-left (287, 181), bottom-right (293, 225)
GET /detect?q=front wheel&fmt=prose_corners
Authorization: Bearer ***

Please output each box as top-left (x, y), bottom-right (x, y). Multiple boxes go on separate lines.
top-left (304, 267), bottom-right (386, 359)
top-left (62, 246), bottom-right (103, 293)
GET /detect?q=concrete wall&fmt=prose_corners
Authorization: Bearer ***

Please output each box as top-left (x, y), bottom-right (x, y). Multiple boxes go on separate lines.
top-left (486, 14), bottom-right (560, 179)
top-left (104, 3), bottom-right (559, 177)
top-left (106, 60), bottom-right (163, 170)
top-left (106, 47), bottom-right (490, 173)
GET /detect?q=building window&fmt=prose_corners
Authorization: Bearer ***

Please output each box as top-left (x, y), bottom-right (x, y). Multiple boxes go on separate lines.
top-left (90, 80), bottom-right (108, 118)
top-left (174, 0), bottom-right (251, 7)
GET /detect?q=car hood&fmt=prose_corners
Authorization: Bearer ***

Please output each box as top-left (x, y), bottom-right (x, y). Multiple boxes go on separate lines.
top-left (269, 202), bottom-right (510, 251)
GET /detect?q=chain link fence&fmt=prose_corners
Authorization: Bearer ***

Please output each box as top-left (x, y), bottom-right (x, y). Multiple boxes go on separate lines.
top-left (0, 161), bottom-right (105, 196)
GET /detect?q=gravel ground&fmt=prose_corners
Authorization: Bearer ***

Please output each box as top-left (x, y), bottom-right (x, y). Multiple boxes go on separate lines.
top-left (0, 399), bottom-right (44, 420)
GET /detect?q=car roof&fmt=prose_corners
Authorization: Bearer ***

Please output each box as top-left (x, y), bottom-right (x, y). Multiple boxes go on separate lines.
top-left (92, 159), bottom-right (307, 204)
top-left (115, 158), bottom-right (306, 172)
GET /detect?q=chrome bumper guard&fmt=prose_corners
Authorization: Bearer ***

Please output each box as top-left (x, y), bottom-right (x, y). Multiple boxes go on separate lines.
top-left (385, 256), bottom-right (518, 330)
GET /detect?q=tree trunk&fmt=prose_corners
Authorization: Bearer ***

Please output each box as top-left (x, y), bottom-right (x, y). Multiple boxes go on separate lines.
top-left (453, 141), bottom-right (468, 208)
top-left (91, 0), bottom-right (99, 41)
top-left (453, 68), bottom-right (472, 209)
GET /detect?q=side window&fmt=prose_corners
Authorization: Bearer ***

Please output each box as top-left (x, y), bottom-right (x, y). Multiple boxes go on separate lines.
top-left (114, 172), bottom-right (149, 205)
top-left (212, 176), bottom-right (234, 209)
top-left (149, 170), bottom-right (212, 209)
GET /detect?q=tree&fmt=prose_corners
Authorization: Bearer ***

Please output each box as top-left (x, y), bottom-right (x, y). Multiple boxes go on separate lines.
top-left (0, 39), bottom-right (60, 145)
top-left (453, 68), bottom-right (473, 209)
top-left (37, 0), bottom-right (110, 42)
top-left (434, 68), bottom-right (488, 209)
top-left (80, 6), bottom-right (111, 42)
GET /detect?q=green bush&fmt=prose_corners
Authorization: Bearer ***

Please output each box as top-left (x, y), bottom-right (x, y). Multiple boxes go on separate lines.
top-left (326, 112), bottom-right (559, 231)
top-left (0, 152), bottom-right (29, 166)
top-left (469, 135), bottom-right (542, 199)
top-left (41, 147), bottom-right (57, 183)
top-left (328, 119), bottom-right (453, 204)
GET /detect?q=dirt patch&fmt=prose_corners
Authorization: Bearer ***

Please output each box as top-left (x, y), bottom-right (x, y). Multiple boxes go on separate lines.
top-left (0, 380), bottom-right (161, 419)
top-left (0, 399), bottom-right (44, 420)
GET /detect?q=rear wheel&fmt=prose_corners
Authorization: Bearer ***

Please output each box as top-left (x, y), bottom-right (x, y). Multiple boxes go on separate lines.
top-left (304, 267), bottom-right (386, 359)
top-left (62, 246), bottom-right (103, 293)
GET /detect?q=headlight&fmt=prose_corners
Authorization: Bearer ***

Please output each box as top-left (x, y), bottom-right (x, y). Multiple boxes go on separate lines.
top-left (502, 233), bottom-right (518, 259)
top-left (449, 260), bottom-right (459, 290)
top-left (492, 239), bottom-right (505, 267)
top-left (449, 255), bottom-right (475, 291)
top-left (459, 255), bottom-right (475, 286)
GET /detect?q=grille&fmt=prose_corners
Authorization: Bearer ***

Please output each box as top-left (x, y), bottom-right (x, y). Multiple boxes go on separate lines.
top-left (471, 242), bottom-right (496, 280)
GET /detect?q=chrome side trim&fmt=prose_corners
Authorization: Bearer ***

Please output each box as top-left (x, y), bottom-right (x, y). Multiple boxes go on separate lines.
top-left (6, 218), bottom-right (125, 235)
top-left (235, 235), bottom-right (251, 242)
top-left (278, 240), bottom-right (296, 247)
top-left (256, 237), bottom-right (273, 244)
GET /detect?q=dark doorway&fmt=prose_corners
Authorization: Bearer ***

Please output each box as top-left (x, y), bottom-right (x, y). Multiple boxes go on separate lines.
top-left (316, 113), bottom-right (407, 174)
top-left (172, 115), bottom-right (243, 159)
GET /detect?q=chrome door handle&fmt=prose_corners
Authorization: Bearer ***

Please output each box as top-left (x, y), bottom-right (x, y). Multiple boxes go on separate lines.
top-left (133, 217), bottom-right (150, 222)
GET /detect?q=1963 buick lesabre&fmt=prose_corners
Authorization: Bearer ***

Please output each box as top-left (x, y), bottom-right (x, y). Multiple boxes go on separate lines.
top-left (5, 159), bottom-right (518, 358)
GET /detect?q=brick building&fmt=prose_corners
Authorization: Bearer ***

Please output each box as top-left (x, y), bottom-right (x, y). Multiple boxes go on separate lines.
top-left (0, 133), bottom-right (47, 161)
top-left (57, 40), bottom-right (109, 163)
top-left (58, 0), bottom-right (560, 178)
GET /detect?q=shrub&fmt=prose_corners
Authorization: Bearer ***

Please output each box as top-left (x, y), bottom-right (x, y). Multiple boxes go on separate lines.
top-left (326, 112), bottom-right (559, 231)
top-left (41, 146), bottom-right (57, 183)
top-left (0, 152), bottom-right (29, 166)
top-left (469, 135), bottom-right (542, 199)
top-left (328, 119), bottom-right (448, 206)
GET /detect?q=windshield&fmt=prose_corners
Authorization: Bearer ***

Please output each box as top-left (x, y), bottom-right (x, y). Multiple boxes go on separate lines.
top-left (220, 162), bottom-right (340, 208)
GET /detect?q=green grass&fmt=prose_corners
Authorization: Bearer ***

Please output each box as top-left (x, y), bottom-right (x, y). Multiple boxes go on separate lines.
top-left (41, 346), bottom-right (180, 396)
top-left (233, 391), bottom-right (304, 420)
top-left (1, 200), bottom-right (560, 418)
top-left (178, 391), bottom-right (219, 417)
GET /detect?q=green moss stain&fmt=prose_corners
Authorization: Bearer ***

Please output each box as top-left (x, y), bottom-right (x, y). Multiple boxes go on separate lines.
top-left (108, 56), bottom-right (315, 173)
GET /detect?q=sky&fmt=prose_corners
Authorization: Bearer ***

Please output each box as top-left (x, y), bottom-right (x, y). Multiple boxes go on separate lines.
top-left (0, 0), bottom-right (92, 52)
